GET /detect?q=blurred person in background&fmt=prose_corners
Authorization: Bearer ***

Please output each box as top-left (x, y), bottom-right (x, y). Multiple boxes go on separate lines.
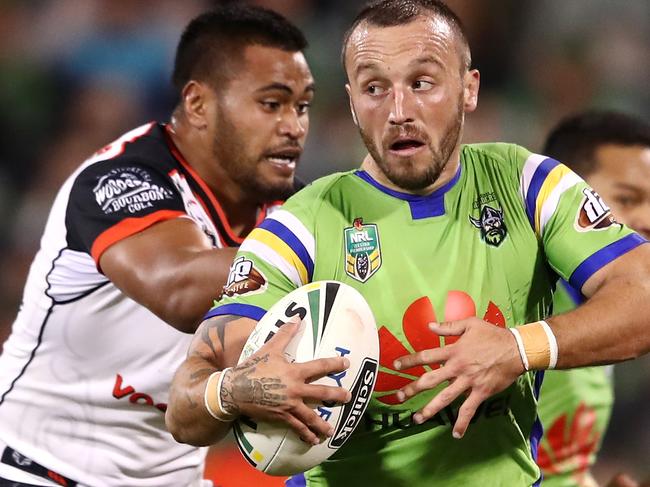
top-left (0, 5), bottom-right (348, 486)
top-left (538, 111), bottom-right (650, 487)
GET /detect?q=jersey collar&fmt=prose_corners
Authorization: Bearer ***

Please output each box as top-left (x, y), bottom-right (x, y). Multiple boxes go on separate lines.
top-left (355, 165), bottom-right (461, 219)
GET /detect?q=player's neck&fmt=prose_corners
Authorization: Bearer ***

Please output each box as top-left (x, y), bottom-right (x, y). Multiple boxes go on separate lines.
top-left (361, 150), bottom-right (461, 196)
top-left (167, 118), bottom-right (262, 237)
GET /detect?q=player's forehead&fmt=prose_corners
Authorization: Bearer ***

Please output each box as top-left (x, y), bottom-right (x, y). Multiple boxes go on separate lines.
top-left (345, 14), bottom-right (462, 77)
top-left (593, 143), bottom-right (650, 186)
top-left (230, 44), bottom-right (314, 92)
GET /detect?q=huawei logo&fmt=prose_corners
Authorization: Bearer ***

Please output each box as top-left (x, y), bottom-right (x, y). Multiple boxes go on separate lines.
top-left (538, 402), bottom-right (600, 484)
top-left (375, 291), bottom-right (506, 404)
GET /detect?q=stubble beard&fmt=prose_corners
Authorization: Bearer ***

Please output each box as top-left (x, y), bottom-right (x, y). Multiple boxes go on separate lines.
top-left (359, 99), bottom-right (464, 192)
top-left (213, 110), bottom-right (297, 203)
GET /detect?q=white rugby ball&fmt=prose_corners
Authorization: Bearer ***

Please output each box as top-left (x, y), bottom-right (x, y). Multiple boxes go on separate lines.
top-left (233, 280), bottom-right (379, 476)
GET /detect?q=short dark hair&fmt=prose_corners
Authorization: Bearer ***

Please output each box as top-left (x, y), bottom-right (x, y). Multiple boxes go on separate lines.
top-left (341, 0), bottom-right (471, 74)
top-left (172, 4), bottom-right (307, 93)
top-left (543, 111), bottom-right (650, 176)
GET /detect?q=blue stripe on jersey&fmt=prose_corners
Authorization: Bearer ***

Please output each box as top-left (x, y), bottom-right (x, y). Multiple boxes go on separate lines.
top-left (203, 303), bottom-right (267, 322)
top-left (568, 233), bottom-right (647, 290)
top-left (559, 279), bottom-right (584, 306)
top-left (259, 219), bottom-right (314, 280)
top-left (355, 166), bottom-right (461, 220)
top-left (530, 370), bottom-right (545, 487)
top-left (525, 158), bottom-right (560, 228)
top-left (286, 473), bottom-right (306, 487)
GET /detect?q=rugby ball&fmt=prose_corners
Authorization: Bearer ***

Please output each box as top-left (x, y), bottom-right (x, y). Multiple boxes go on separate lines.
top-left (233, 280), bottom-right (379, 476)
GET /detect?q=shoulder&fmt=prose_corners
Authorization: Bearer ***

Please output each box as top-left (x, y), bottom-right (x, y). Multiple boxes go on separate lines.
top-left (70, 123), bottom-right (178, 195)
top-left (282, 171), bottom-right (358, 212)
top-left (461, 143), bottom-right (533, 172)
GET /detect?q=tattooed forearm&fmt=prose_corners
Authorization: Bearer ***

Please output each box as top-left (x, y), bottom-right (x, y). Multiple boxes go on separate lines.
top-left (199, 315), bottom-right (238, 361)
top-left (220, 354), bottom-right (288, 414)
top-left (190, 368), bottom-right (216, 384)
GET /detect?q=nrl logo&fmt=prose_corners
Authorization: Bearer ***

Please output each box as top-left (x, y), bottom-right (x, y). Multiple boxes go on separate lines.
top-left (470, 205), bottom-right (507, 247)
top-left (344, 218), bottom-right (382, 283)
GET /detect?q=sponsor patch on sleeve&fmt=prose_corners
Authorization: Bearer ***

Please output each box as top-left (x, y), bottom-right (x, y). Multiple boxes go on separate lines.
top-left (222, 256), bottom-right (268, 298)
top-left (575, 187), bottom-right (620, 232)
top-left (93, 166), bottom-right (175, 216)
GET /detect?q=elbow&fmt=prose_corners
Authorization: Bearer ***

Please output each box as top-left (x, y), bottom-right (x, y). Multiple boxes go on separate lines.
top-left (165, 408), bottom-right (189, 445)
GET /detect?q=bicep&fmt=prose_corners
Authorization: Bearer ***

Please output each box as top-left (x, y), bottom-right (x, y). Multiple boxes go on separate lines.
top-left (188, 315), bottom-right (258, 369)
top-left (100, 217), bottom-right (209, 297)
top-left (581, 243), bottom-right (650, 298)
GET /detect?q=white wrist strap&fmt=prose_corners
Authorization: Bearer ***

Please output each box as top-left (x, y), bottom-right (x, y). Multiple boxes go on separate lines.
top-left (204, 368), bottom-right (236, 422)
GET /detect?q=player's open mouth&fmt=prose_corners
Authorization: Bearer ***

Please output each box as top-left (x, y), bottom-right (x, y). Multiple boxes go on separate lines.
top-left (264, 148), bottom-right (300, 175)
top-left (388, 138), bottom-right (426, 156)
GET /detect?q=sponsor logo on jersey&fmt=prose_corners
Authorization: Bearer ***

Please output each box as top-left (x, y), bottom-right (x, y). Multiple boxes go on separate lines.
top-left (364, 393), bottom-right (511, 432)
top-left (329, 358), bottom-right (378, 447)
top-left (574, 187), bottom-right (619, 232)
top-left (473, 191), bottom-right (497, 209)
top-left (344, 218), bottom-right (382, 283)
top-left (112, 373), bottom-right (167, 412)
top-left (538, 401), bottom-right (601, 484)
top-left (93, 166), bottom-right (174, 215)
top-left (469, 205), bottom-right (507, 247)
top-left (375, 293), bottom-right (505, 405)
top-left (222, 256), bottom-right (267, 298)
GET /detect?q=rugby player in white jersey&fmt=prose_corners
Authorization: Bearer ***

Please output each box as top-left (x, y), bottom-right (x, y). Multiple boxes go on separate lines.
top-left (0, 5), bottom-right (348, 486)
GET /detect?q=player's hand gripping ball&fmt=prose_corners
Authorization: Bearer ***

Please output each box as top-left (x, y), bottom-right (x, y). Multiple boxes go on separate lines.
top-left (233, 281), bottom-right (379, 475)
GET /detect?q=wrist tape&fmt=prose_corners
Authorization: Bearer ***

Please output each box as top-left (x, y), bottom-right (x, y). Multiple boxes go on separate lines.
top-left (509, 320), bottom-right (558, 370)
top-left (204, 367), bottom-right (236, 422)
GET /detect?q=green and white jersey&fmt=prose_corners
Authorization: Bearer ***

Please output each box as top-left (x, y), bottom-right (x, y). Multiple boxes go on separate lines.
top-left (207, 143), bottom-right (644, 487)
top-left (537, 280), bottom-right (614, 487)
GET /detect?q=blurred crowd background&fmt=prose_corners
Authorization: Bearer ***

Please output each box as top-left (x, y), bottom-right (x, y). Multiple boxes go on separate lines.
top-left (1, 0), bottom-right (648, 485)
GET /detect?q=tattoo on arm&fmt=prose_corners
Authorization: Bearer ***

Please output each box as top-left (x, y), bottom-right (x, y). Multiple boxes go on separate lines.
top-left (220, 354), bottom-right (288, 415)
top-left (200, 316), bottom-right (238, 362)
top-left (190, 368), bottom-right (215, 384)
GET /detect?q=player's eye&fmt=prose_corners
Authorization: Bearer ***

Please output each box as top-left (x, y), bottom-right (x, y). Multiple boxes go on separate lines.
top-left (261, 101), bottom-right (281, 112)
top-left (297, 102), bottom-right (311, 115)
top-left (366, 84), bottom-right (385, 96)
top-left (613, 195), bottom-right (639, 208)
top-left (413, 80), bottom-right (434, 91)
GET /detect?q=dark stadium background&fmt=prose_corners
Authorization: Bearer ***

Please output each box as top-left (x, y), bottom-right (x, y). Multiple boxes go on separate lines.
top-left (0, 1), bottom-right (648, 485)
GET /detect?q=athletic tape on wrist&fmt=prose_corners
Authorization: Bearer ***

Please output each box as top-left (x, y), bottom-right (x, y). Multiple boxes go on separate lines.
top-left (204, 368), bottom-right (236, 422)
top-left (509, 327), bottom-right (529, 370)
top-left (510, 320), bottom-right (558, 370)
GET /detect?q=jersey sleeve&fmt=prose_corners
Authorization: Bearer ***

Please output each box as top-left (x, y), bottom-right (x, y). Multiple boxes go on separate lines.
top-left (204, 180), bottom-right (326, 322)
top-left (66, 159), bottom-right (185, 265)
top-left (517, 146), bottom-right (647, 291)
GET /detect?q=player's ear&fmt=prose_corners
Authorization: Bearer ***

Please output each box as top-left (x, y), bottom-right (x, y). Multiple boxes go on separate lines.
top-left (346, 84), bottom-right (359, 127)
top-left (463, 69), bottom-right (480, 113)
top-left (181, 80), bottom-right (210, 130)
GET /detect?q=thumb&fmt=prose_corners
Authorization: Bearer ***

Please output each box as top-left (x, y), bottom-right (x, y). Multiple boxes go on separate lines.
top-left (263, 315), bottom-right (303, 352)
top-left (429, 320), bottom-right (468, 336)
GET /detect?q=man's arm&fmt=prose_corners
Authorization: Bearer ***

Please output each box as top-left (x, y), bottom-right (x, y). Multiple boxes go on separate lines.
top-left (100, 217), bottom-right (237, 333)
top-left (166, 315), bottom-right (351, 446)
top-left (393, 244), bottom-right (650, 438)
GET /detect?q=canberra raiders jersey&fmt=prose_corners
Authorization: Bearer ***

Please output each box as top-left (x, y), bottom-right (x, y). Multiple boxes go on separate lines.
top-left (537, 280), bottom-right (614, 487)
top-left (208, 143), bottom-right (644, 486)
top-left (0, 123), bottom-right (277, 487)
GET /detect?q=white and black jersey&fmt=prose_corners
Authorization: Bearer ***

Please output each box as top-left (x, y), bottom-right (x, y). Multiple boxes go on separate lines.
top-left (0, 123), bottom-right (279, 486)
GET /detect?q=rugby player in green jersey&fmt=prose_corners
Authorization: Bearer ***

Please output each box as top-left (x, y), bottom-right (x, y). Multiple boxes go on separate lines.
top-left (537, 111), bottom-right (650, 487)
top-left (167, 1), bottom-right (650, 485)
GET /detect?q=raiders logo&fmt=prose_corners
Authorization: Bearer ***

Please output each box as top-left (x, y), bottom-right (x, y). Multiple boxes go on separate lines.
top-left (575, 188), bottom-right (619, 231)
top-left (221, 256), bottom-right (267, 298)
top-left (470, 205), bottom-right (507, 247)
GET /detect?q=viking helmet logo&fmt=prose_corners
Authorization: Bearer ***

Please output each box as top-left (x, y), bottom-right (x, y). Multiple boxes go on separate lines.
top-left (470, 205), bottom-right (507, 247)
